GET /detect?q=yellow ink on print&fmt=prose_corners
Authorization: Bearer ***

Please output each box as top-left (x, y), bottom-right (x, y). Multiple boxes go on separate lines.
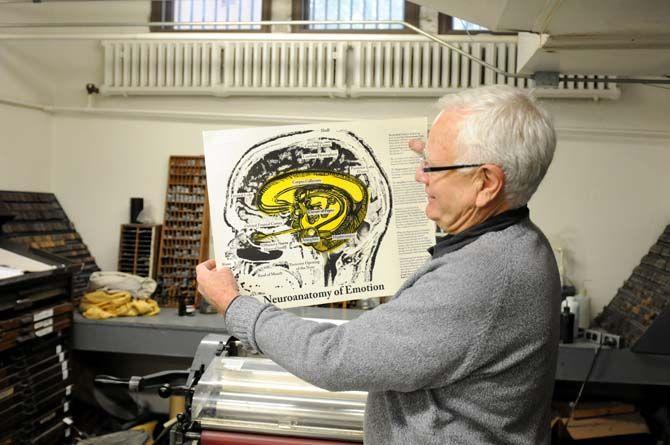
top-left (252, 170), bottom-right (368, 252)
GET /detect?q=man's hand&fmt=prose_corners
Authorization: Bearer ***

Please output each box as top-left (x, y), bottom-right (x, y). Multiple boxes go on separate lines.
top-left (196, 259), bottom-right (240, 315)
top-left (408, 138), bottom-right (425, 155)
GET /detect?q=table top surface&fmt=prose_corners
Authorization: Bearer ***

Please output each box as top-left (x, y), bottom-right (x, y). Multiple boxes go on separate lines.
top-left (73, 305), bottom-right (364, 330)
top-left (72, 305), bottom-right (670, 385)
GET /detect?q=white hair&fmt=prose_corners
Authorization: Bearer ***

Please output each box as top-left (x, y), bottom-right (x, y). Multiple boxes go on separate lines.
top-left (438, 85), bottom-right (556, 208)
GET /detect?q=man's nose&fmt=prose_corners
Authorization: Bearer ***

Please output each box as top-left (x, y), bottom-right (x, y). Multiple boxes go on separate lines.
top-left (409, 139), bottom-right (427, 184)
top-left (415, 164), bottom-right (428, 184)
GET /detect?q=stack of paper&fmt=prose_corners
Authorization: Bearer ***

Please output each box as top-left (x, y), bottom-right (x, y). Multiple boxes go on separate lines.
top-left (0, 248), bottom-right (56, 280)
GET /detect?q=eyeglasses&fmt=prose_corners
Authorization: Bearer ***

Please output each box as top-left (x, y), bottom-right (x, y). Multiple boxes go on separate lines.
top-left (419, 158), bottom-right (484, 173)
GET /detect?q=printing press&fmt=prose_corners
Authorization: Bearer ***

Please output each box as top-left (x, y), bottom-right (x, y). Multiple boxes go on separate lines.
top-left (96, 333), bottom-right (366, 445)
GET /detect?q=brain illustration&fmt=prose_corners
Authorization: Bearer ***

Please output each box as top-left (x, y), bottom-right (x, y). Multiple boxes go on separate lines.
top-left (223, 129), bottom-right (391, 292)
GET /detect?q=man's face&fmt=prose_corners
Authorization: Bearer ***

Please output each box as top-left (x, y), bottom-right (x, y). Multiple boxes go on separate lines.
top-left (416, 110), bottom-right (478, 233)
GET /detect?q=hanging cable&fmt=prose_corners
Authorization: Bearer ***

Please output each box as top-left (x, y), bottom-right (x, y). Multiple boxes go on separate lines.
top-left (565, 342), bottom-right (604, 427)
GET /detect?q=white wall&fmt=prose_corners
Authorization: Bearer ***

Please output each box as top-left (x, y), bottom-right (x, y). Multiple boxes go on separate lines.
top-left (0, 43), bottom-right (52, 192)
top-left (0, 105), bottom-right (52, 192)
top-left (534, 85), bottom-right (670, 315)
top-left (50, 115), bottom-right (236, 271)
top-left (533, 132), bottom-right (670, 312)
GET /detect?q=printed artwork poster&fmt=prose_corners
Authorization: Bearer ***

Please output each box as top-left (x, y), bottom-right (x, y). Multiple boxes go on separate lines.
top-left (203, 117), bottom-right (435, 308)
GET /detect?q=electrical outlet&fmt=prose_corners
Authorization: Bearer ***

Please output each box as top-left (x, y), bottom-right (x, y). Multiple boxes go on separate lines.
top-left (584, 329), bottom-right (622, 348)
top-left (584, 329), bottom-right (601, 345)
top-left (602, 333), bottom-right (622, 349)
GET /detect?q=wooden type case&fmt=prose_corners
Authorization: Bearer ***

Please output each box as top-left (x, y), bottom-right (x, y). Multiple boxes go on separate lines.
top-left (156, 156), bottom-right (210, 307)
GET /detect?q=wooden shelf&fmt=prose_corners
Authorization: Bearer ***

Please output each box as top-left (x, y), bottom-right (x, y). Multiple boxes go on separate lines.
top-left (117, 224), bottom-right (161, 279)
top-left (156, 156), bottom-right (210, 307)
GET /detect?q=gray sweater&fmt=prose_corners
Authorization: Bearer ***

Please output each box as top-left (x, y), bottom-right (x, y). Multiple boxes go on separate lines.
top-left (224, 219), bottom-right (561, 444)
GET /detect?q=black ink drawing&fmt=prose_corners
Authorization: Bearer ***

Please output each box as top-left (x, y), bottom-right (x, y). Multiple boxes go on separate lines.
top-left (222, 129), bottom-right (392, 294)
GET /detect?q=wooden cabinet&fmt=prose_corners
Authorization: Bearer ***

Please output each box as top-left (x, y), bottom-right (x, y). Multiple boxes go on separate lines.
top-left (117, 224), bottom-right (161, 278)
top-left (0, 242), bottom-right (74, 443)
top-left (156, 156), bottom-right (210, 307)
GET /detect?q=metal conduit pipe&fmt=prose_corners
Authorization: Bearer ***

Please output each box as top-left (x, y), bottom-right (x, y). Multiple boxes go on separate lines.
top-left (0, 96), bottom-right (350, 124)
top-left (3, 97), bottom-right (670, 140)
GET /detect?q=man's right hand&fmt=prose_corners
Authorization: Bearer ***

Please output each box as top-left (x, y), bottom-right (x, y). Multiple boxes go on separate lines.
top-left (408, 138), bottom-right (425, 155)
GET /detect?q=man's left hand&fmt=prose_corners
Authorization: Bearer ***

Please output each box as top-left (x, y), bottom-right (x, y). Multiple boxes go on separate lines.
top-left (196, 259), bottom-right (240, 315)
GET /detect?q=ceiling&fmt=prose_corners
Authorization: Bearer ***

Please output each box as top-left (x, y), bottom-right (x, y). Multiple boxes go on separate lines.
top-left (416, 0), bottom-right (670, 76)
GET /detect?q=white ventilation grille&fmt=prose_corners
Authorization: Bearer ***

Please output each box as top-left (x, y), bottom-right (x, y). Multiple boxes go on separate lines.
top-left (102, 40), bottom-right (348, 97)
top-left (103, 42), bottom-right (218, 93)
top-left (101, 36), bottom-right (619, 99)
top-left (350, 40), bottom-right (529, 96)
top-left (217, 41), bottom-right (347, 95)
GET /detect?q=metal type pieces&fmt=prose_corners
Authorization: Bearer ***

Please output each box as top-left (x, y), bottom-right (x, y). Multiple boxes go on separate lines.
top-left (0, 301), bottom-right (73, 352)
top-left (0, 246), bottom-right (74, 442)
top-left (0, 190), bottom-right (100, 300)
top-left (594, 224), bottom-right (670, 349)
top-left (0, 333), bottom-right (72, 444)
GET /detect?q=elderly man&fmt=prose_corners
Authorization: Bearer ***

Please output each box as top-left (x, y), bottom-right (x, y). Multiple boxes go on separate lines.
top-left (196, 85), bottom-right (560, 444)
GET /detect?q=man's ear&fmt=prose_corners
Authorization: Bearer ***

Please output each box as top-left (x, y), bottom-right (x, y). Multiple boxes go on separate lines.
top-left (474, 164), bottom-right (506, 208)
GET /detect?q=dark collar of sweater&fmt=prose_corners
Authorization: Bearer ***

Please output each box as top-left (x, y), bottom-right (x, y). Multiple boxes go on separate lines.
top-left (429, 205), bottom-right (530, 258)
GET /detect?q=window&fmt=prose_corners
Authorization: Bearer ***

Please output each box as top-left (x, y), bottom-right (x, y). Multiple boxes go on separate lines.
top-left (451, 18), bottom-right (487, 32)
top-left (292, 0), bottom-right (420, 32)
top-left (151, 0), bottom-right (271, 32)
top-left (438, 15), bottom-right (492, 34)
